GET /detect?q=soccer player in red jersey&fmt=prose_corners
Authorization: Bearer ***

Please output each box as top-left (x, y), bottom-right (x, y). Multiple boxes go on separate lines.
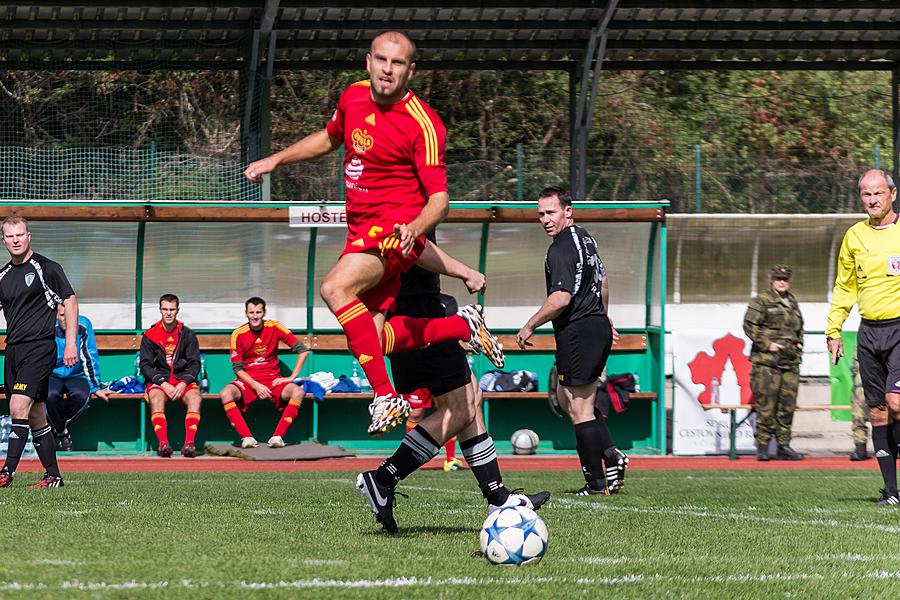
top-left (219, 297), bottom-right (311, 449)
top-left (244, 32), bottom-right (503, 436)
top-left (140, 294), bottom-right (203, 458)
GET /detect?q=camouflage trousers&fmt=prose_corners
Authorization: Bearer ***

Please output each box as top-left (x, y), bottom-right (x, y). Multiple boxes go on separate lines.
top-left (750, 363), bottom-right (800, 446)
top-left (851, 353), bottom-right (870, 445)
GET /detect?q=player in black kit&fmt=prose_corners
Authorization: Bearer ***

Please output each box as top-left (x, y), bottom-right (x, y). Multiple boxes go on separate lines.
top-left (356, 236), bottom-right (549, 533)
top-left (516, 187), bottom-right (628, 496)
top-left (0, 216), bottom-right (78, 488)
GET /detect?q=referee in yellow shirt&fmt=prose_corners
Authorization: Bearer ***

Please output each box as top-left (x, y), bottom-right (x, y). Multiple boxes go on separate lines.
top-left (827, 169), bottom-right (900, 505)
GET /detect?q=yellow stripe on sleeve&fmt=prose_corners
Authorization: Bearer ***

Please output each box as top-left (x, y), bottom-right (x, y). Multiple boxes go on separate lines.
top-left (406, 97), bottom-right (439, 166)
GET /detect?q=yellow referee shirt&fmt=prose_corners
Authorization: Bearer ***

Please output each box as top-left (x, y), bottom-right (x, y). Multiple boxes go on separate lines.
top-left (826, 219), bottom-right (900, 338)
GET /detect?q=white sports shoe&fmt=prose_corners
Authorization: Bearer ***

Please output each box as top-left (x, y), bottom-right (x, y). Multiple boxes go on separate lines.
top-left (240, 436), bottom-right (259, 449)
top-left (457, 304), bottom-right (505, 368)
top-left (267, 435), bottom-right (285, 448)
top-left (367, 393), bottom-right (411, 436)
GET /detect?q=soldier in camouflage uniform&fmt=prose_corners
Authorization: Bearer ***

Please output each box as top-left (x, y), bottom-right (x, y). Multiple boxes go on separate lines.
top-left (850, 348), bottom-right (871, 460)
top-left (743, 264), bottom-right (805, 461)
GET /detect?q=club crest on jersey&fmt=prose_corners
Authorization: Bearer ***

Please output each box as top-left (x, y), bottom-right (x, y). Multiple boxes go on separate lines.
top-left (889, 256), bottom-right (900, 276)
top-left (24, 273), bottom-right (34, 287)
top-left (351, 128), bottom-right (374, 153)
top-left (345, 156), bottom-right (364, 181)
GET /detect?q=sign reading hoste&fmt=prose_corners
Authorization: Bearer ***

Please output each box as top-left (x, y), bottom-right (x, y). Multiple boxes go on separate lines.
top-left (289, 205), bottom-right (347, 227)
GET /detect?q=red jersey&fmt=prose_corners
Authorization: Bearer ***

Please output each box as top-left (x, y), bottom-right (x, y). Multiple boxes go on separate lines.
top-left (144, 321), bottom-right (180, 372)
top-left (325, 80), bottom-right (447, 230)
top-left (230, 320), bottom-right (299, 374)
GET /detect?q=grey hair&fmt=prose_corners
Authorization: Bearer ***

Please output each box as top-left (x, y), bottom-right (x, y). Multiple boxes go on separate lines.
top-left (857, 169), bottom-right (896, 193)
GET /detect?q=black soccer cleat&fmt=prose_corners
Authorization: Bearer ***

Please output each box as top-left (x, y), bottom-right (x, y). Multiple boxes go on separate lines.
top-left (0, 467), bottom-right (13, 488)
top-left (567, 483), bottom-right (610, 496)
top-left (604, 448), bottom-right (629, 493)
top-left (31, 473), bottom-right (64, 488)
top-left (849, 442), bottom-right (869, 461)
top-left (356, 470), bottom-right (399, 534)
top-left (877, 489), bottom-right (900, 506)
top-left (488, 488), bottom-right (551, 514)
top-left (157, 443), bottom-right (174, 458)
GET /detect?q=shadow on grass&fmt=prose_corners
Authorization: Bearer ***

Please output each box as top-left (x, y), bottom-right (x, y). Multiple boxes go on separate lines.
top-left (362, 525), bottom-right (471, 536)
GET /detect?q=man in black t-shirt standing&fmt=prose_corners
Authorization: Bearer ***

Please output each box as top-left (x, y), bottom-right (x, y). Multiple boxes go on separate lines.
top-left (0, 215), bottom-right (77, 488)
top-left (516, 187), bottom-right (629, 496)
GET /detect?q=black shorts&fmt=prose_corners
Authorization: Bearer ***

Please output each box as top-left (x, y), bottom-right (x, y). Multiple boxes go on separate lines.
top-left (389, 295), bottom-right (470, 397)
top-left (555, 315), bottom-right (612, 387)
top-left (857, 317), bottom-right (900, 408)
top-left (4, 339), bottom-right (57, 402)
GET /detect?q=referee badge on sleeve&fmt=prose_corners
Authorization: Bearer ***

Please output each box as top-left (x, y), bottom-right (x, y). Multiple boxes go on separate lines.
top-left (889, 256), bottom-right (900, 276)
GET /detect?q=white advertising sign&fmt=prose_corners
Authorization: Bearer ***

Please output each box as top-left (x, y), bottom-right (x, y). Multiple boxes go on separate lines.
top-left (672, 330), bottom-right (757, 455)
top-left (289, 205), bottom-right (347, 228)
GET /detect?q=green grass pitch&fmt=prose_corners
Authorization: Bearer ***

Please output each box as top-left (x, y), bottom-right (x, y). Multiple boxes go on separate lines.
top-left (1, 469), bottom-right (899, 598)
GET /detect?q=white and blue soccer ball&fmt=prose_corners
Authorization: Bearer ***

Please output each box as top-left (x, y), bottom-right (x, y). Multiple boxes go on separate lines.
top-left (480, 505), bottom-right (548, 565)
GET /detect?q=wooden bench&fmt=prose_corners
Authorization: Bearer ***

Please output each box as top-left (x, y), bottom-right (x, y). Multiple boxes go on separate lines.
top-left (701, 404), bottom-right (854, 460)
top-left (102, 389), bottom-right (659, 452)
top-left (0, 332), bottom-right (650, 353)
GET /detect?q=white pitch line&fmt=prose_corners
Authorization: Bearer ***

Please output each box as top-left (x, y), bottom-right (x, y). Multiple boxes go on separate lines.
top-left (2, 570), bottom-right (900, 591)
top-left (555, 498), bottom-right (900, 534)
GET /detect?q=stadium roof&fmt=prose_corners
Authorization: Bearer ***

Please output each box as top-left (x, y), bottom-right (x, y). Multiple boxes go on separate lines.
top-left (3, 1), bottom-right (900, 71)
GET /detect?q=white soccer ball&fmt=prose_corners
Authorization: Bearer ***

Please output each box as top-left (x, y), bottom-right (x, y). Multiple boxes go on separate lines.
top-left (480, 505), bottom-right (549, 565)
top-left (510, 429), bottom-right (540, 455)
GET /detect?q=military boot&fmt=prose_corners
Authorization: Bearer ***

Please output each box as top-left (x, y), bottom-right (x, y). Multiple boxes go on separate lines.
top-left (777, 445), bottom-right (804, 461)
top-left (849, 442), bottom-right (870, 461)
top-left (757, 443), bottom-right (770, 461)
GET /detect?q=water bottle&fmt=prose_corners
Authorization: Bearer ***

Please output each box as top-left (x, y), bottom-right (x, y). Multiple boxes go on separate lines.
top-left (350, 360), bottom-right (362, 389)
top-left (633, 371), bottom-right (640, 393)
top-left (710, 376), bottom-right (722, 412)
top-left (467, 355), bottom-right (475, 376)
top-left (134, 352), bottom-right (141, 378)
top-left (199, 354), bottom-right (209, 393)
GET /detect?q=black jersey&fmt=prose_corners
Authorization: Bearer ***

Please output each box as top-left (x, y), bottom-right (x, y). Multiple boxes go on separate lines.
top-left (544, 224), bottom-right (606, 328)
top-left (0, 252), bottom-right (75, 344)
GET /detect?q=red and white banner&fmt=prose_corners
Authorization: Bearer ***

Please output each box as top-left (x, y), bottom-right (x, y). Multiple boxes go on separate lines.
top-left (672, 330), bottom-right (756, 455)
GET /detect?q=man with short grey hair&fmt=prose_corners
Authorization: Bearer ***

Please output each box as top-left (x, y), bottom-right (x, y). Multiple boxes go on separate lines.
top-left (827, 168), bottom-right (900, 505)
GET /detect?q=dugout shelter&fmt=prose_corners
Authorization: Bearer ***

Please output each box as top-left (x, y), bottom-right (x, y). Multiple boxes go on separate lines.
top-left (3, 2), bottom-right (900, 454)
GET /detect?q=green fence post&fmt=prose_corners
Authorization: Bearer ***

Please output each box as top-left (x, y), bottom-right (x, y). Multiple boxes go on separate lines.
top-left (694, 145), bottom-right (702, 213)
top-left (149, 140), bottom-right (157, 202)
top-left (135, 221), bottom-right (146, 450)
top-left (307, 228), bottom-right (318, 442)
top-left (516, 143), bottom-right (524, 200)
top-left (338, 161), bottom-right (345, 204)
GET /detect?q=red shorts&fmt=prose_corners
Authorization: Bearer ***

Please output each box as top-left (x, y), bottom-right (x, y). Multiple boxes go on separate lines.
top-left (405, 388), bottom-right (434, 410)
top-left (230, 371), bottom-right (293, 409)
top-left (341, 220), bottom-right (426, 312)
top-left (145, 377), bottom-right (199, 402)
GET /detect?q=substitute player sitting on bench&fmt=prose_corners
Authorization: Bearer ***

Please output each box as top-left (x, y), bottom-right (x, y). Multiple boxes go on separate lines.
top-left (220, 297), bottom-right (311, 449)
top-left (140, 293), bottom-right (203, 458)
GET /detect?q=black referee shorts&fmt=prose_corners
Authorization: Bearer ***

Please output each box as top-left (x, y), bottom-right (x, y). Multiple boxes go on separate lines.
top-left (4, 338), bottom-right (57, 402)
top-left (389, 295), bottom-right (470, 397)
top-left (857, 317), bottom-right (900, 408)
top-left (555, 315), bottom-right (613, 387)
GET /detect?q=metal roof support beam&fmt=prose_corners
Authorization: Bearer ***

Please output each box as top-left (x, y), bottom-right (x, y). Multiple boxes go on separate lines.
top-left (893, 64), bottom-right (899, 190)
top-left (239, 1), bottom-right (280, 199)
top-left (571, 0), bottom-right (617, 201)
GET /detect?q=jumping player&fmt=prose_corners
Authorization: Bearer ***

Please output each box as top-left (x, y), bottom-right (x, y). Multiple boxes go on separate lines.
top-left (220, 297), bottom-right (311, 449)
top-left (244, 31), bottom-right (503, 437)
top-left (0, 215), bottom-right (75, 488)
top-left (357, 238), bottom-right (549, 534)
top-left (140, 294), bottom-right (203, 458)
